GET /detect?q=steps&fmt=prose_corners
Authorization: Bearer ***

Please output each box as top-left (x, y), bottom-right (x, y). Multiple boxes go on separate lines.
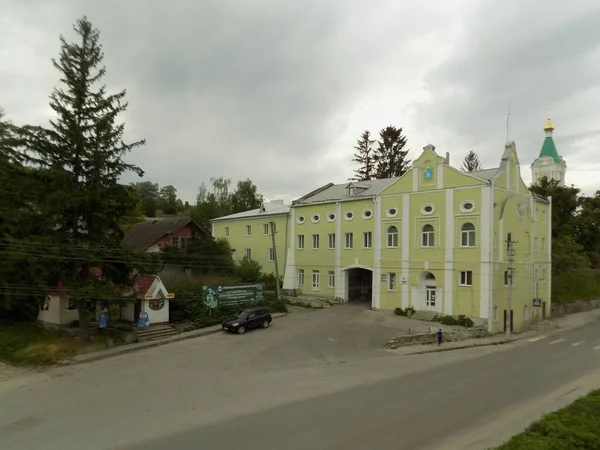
top-left (136, 324), bottom-right (179, 343)
top-left (411, 310), bottom-right (439, 322)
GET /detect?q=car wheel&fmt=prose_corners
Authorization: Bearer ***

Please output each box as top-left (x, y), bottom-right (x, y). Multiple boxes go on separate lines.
top-left (237, 326), bottom-right (246, 334)
top-left (262, 320), bottom-right (269, 329)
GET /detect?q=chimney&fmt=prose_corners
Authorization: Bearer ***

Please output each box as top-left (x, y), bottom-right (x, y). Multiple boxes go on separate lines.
top-left (445, 152), bottom-right (450, 165)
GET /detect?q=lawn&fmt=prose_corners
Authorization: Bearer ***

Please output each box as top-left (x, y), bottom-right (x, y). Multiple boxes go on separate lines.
top-left (0, 322), bottom-right (110, 365)
top-left (495, 389), bottom-right (600, 449)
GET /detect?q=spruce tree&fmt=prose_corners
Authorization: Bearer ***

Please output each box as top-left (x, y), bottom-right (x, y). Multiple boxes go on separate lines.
top-left (350, 130), bottom-right (375, 181)
top-left (40, 17), bottom-right (146, 338)
top-left (461, 151), bottom-right (483, 172)
top-left (373, 125), bottom-right (410, 179)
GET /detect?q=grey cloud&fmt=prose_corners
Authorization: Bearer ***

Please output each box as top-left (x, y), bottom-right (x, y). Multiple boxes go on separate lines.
top-left (411, 0), bottom-right (600, 179)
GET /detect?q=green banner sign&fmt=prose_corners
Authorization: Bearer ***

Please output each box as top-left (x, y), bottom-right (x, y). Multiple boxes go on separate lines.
top-left (202, 283), bottom-right (264, 308)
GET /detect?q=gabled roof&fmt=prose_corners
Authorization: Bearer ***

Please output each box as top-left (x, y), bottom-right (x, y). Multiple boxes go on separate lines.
top-left (123, 217), bottom-right (205, 250)
top-left (210, 201), bottom-right (290, 222)
top-left (292, 178), bottom-right (399, 205)
top-left (133, 275), bottom-right (157, 295)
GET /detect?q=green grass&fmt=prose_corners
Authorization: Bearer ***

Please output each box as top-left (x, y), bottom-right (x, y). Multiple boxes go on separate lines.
top-left (494, 389), bottom-right (600, 449)
top-left (0, 322), bottom-right (109, 365)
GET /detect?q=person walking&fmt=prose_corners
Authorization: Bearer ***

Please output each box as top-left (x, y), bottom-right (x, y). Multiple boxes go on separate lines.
top-left (437, 328), bottom-right (443, 346)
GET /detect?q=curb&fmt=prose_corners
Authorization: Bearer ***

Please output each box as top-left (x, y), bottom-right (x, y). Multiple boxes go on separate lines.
top-left (400, 339), bottom-right (511, 355)
top-left (59, 312), bottom-right (288, 366)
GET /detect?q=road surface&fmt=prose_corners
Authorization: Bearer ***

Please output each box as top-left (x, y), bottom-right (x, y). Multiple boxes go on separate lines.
top-left (1, 308), bottom-right (599, 450)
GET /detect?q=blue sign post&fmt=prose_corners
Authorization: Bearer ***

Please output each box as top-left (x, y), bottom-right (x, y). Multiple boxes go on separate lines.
top-left (98, 313), bottom-right (108, 329)
top-left (533, 298), bottom-right (542, 307)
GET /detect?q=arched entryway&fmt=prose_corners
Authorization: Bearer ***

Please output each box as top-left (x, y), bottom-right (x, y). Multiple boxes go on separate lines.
top-left (345, 267), bottom-right (373, 305)
top-left (419, 271), bottom-right (438, 311)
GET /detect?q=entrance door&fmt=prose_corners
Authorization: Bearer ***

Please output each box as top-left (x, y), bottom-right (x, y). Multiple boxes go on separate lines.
top-left (425, 287), bottom-right (436, 310)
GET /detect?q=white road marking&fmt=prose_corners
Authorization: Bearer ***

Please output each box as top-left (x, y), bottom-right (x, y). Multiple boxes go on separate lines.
top-left (528, 336), bottom-right (547, 342)
top-left (572, 341), bottom-right (585, 347)
top-left (549, 339), bottom-right (565, 345)
top-left (594, 345), bottom-right (600, 351)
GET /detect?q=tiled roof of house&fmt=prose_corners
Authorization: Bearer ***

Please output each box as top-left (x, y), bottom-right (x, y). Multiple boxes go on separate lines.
top-left (122, 217), bottom-right (200, 250)
top-left (133, 275), bottom-right (157, 295)
top-left (210, 200), bottom-right (290, 222)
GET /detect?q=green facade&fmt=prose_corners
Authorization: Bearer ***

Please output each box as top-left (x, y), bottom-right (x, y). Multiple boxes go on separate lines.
top-left (212, 143), bottom-right (552, 333)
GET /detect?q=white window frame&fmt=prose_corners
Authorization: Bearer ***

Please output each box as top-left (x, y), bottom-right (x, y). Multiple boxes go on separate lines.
top-left (388, 273), bottom-right (396, 291)
top-left (386, 207), bottom-right (398, 218)
top-left (245, 225), bottom-right (251, 236)
top-left (327, 212), bottom-right (336, 222)
top-left (460, 222), bottom-right (476, 247)
top-left (363, 231), bottom-right (372, 249)
top-left (312, 234), bottom-right (320, 249)
top-left (268, 248), bottom-right (274, 262)
top-left (459, 270), bottom-right (473, 286)
top-left (328, 271), bottom-right (335, 288)
top-left (362, 209), bottom-right (373, 220)
top-left (328, 233), bottom-right (335, 249)
top-left (225, 226), bottom-right (229, 237)
top-left (344, 211), bottom-right (354, 221)
top-left (297, 234), bottom-right (305, 249)
top-left (387, 226), bottom-right (398, 248)
top-left (311, 214), bottom-right (321, 224)
top-left (245, 248), bottom-right (252, 260)
top-left (421, 204), bottom-right (434, 215)
top-left (262, 223), bottom-right (269, 235)
top-left (459, 201), bottom-right (475, 213)
top-left (422, 224), bottom-right (435, 247)
top-left (297, 269), bottom-right (305, 286)
top-left (345, 232), bottom-right (354, 249)
top-left (312, 270), bottom-right (320, 290)
top-left (297, 215), bottom-right (305, 224)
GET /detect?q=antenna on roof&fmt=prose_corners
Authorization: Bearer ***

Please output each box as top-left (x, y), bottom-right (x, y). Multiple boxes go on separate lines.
top-left (506, 108), bottom-right (511, 142)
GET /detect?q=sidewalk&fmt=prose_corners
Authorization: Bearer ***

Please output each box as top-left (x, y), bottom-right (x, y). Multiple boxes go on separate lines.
top-left (60, 313), bottom-right (287, 366)
top-left (389, 309), bottom-right (600, 356)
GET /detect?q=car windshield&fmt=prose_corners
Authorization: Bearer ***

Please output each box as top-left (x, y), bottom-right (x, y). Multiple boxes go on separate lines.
top-left (236, 311), bottom-right (250, 318)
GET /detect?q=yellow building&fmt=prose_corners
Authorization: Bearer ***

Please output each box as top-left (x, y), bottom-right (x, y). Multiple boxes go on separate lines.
top-left (211, 200), bottom-right (290, 276)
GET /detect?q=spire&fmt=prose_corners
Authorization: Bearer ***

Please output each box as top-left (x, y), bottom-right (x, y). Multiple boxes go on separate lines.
top-left (543, 108), bottom-right (554, 133)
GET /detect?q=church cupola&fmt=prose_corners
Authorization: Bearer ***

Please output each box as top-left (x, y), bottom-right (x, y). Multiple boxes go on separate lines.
top-left (531, 113), bottom-right (566, 186)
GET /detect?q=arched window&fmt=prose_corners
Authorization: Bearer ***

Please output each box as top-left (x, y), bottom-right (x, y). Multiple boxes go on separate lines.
top-left (461, 222), bottom-right (476, 247)
top-left (422, 224), bottom-right (434, 247)
top-left (387, 226), bottom-right (398, 248)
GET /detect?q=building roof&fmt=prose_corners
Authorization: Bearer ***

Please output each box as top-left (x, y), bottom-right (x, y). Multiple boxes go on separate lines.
top-left (122, 217), bottom-right (200, 250)
top-left (292, 178), bottom-right (400, 205)
top-left (532, 136), bottom-right (561, 166)
top-left (468, 168), bottom-right (499, 180)
top-left (210, 200), bottom-right (290, 222)
top-left (133, 275), bottom-right (157, 295)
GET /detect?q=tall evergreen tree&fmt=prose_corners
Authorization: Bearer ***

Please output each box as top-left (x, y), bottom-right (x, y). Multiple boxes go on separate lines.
top-left (39, 17), bottom-right (146, 338)
top-left (461, 151), bottom-right (483, 172)
top-left (350, 130), bottom-right (375, 181)
top-left (373, 125), bottom-right (410, 179)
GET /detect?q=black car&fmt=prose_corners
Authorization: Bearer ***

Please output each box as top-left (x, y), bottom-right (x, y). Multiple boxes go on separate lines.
top-left (222, 307), bottom-right (272, 334)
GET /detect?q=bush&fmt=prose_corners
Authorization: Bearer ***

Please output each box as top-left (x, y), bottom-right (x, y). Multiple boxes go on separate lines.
top-left (394, 307), bottom-right (406, 316)
top-left (495, 389), bottom-right (600, 449)
top-left (440, 315), bottom-right (458, 326)
top-left (457, 315), bottom-right (474, 328)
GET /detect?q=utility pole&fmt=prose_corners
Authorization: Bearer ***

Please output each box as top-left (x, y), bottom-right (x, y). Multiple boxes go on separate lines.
top-left (506, 233), bottom-right (517, 339)
top-left (270, 221), bottom-right (281, 300)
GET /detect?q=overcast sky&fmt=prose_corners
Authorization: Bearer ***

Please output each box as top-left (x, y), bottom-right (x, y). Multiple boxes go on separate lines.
top-left (2, 0), bottom-right (600, 203)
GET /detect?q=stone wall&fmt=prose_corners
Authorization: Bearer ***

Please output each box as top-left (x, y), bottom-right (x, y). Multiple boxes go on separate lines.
top-left (385, 327), bottom-right (489, 349)
top-left (551, 298), bottom-right (600, 317)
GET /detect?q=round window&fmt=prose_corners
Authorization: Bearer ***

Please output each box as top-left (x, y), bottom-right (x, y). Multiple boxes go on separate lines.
top-left (460, 201), bottom-right (475, 213)
top-left (387, 207), bottom-right (398, 217)
top-left (345, 211), bottom-right (354, 220)
top-left (327, 213), bottom-right (336, 222)
top-left (362, 209), bottom-right (373, 219)
top-left (421, 204), bottom-right (435, 215)
top-left (463, 202), bottom-right (473, 210)
top-left (297, 215), bottom-right (305, 224)
top-left (424, 205), bottom-right (433, 213)
top-left (311, 214), bottom-right (321, 223)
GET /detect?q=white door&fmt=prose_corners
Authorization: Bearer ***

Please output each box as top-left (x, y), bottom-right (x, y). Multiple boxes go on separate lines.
top-left (425, 287), bottom-right (436, 310)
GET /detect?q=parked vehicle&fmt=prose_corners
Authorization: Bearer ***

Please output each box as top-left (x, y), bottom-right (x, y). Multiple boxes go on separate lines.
top-left (222, 307), bottom-right (272, 334)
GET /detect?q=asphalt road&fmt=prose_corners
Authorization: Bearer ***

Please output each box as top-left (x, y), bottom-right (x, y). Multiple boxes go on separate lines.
top-left (1, 308), bottom-right (599, 450)
top-left (126, 318), bottom-right (600, 450)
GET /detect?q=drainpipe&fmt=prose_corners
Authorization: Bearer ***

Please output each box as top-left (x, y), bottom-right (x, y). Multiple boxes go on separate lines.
top-left (488, 180), bottom-right (494, 333)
